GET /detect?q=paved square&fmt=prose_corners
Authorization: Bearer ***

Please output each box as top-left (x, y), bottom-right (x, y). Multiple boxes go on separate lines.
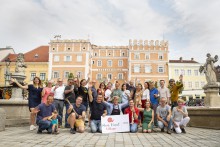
top-left (0, 126), bottom-right (219, 147)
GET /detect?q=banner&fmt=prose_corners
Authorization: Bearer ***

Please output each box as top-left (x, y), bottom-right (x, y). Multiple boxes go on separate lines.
top-left (101, 114), bottom-right (130, 133)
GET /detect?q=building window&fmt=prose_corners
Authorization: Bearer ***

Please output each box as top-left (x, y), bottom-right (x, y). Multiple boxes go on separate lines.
top-left (134, 65), bottom-right (140, 73)
top-left (181, 69), bottom-right (185, 75)
top-left (195, 82), bottom-right (199, 88)
top-left (94, 53), bottom-right (97, 56)
top-left (107, 60), bottom-right (112, 67)
top-left (82, 47), bottom-right (86, 50)
top-left (107, 74), bottom-right (112, 80)
top-left (53, 71), bottom-right (59, 78)
top-left (67, 48), bottom-right (71, 51)
top-left (64, 56), bottom-right (72, 62)
top-left (52, 48), bottom-right (56, 51)
top-left (201, 82), bottom-right (205, 87)
top-left (77, 55), bottom-right (82, 62)
top-left (175, 69), bottom-right (179, 76)
top-left (145, 65), bottom-right (152, 73)
top-left (118, 60), bottom-right (123, 67)
top-left (92, 60), bottom-right (95, 65)
top-left (40, 73), bottom-right (46, 81)
top-left (145, 53), bottom-right (150, 60)
top-left (97, 60), bottom-right (102, 67)
top-left (30, 73), bottom-right (36, 81)
top-left (188, 82), bottom-right (192, 88)
top-left (158, 66), bottom-right (164, 73)
top-left (108, 53), bottom-right (111, 56)
top-left (134, 53), bottom-right (140, 60)
top-left (97, 73), bottom-right (102, 80)
top-left (122, 52), bottom-right (125, 56)
top-left (54, 55), bottom-right (59, 62)
top-left (77, 71), bottom-right (82, 79)
top-left (64, 71), bottom-right (70, 78)
top-left (118, 73), bottom-right (123, 80)
top-left (194, 70), bottom-right (199, 76)
top-left (187, 70), bottom-right (191, 76)
top-left (158, 53), bottom-right (163, 60)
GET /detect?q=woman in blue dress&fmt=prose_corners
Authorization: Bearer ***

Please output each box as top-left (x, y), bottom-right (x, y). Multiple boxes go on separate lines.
top-left (11, 77), bottom-right (43, 131)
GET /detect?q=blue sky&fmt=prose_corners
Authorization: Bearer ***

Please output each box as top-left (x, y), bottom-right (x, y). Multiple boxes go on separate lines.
top-left (0, 0), bottom-right (220, 64)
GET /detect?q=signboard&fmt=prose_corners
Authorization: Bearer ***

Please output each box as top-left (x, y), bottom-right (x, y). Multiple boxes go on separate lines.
top-left (101, 114), bottom-right (130, 133)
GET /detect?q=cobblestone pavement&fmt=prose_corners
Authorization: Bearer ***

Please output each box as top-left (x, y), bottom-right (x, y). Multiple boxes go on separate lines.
top-left (0, 126), bottom-right (219, 147)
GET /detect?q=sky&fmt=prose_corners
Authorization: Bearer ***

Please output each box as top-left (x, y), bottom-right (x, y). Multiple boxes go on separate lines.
top-left (0, 0), bottom-right (220, 64)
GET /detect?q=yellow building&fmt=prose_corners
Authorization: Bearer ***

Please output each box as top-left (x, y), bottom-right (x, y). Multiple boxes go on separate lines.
top-left (169, 57), bottom-right (206, 99)
top-left (0, 46), bottom-right (49, 86)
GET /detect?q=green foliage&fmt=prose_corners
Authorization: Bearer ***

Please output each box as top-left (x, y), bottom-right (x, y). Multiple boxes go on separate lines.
top-left (68, 73), bottom-right (74, 79)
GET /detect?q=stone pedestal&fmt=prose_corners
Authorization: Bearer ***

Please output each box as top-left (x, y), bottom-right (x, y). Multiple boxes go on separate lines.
top-left (0, 100), bottom-right (30, 127)
top-left (203, 84), bottom-right (220, 107)
top-left (0, 108), bottom-right (6, 131)
top-left (10, 73), bottom-right (26, 100)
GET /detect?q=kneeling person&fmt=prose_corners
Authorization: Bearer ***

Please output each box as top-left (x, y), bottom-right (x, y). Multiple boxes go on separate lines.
top-left (67, 96), bottom-right (86, 134)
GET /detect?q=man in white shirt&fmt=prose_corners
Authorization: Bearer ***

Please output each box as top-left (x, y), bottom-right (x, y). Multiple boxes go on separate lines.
top-left (158, 80), bottom-right (171, 104)
top-left (51, 78), bottom-right (65, 126)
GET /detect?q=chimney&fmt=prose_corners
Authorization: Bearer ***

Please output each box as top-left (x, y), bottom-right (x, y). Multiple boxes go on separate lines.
top-left (191, 58), bottom-right (194, 61)
top-left (179, 57), bottom-right (183, 62)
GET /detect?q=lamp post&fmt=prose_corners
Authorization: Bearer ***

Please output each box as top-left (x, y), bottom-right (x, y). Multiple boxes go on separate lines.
top-left (3, 58), bottom-right (11, 99)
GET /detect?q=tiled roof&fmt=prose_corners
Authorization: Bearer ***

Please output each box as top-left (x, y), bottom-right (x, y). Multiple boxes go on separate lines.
top-left (1, 46), bottom-right (49, 62)
top-left (169, 59), bottom-right (199, 64)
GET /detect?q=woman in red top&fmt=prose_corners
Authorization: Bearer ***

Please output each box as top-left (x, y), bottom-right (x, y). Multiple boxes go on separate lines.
top-left (97, 82), bottom-right (106, 98)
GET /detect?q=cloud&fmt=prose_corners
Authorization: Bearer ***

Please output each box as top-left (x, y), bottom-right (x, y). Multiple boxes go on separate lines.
top-left (0, 0), bottom-right (219, 64)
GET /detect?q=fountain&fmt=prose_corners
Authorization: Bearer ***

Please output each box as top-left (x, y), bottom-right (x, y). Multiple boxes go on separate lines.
top-left (188, 53), bottom-right (220, 129)
top-left (0, 53), bottom-right (30, 127)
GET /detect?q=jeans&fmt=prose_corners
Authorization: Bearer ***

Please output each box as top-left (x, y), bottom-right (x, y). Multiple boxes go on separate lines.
top-left (173, 117), bottom-right (190, 133)
top-left (158, 117), bottom-right (172, 130)
top-left (65, 103), bottom-right (70, 128)
top-left (37, 120), bottom-right (52, 132)
top-left (130, 123), bottom-right (138, 133)
top-left (90, 120), bottom-right (102, 133)
top-left (53, 99), bottom-right (64, 125)
top-left (152, 104), bottom-right (158, 126)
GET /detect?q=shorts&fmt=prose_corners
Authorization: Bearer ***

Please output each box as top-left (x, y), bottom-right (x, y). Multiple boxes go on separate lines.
top-left (75, 119), bottom-right (84, 128)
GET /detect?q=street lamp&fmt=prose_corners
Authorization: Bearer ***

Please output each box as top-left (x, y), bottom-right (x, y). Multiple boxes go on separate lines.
top-left (3, 58), bottom-right (11, 99)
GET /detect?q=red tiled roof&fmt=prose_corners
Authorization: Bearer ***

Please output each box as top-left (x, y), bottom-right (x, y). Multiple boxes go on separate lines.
top-left (1, 46), bottom-right (49, 62)
top-left (169, 60), bottom-right (199, 63)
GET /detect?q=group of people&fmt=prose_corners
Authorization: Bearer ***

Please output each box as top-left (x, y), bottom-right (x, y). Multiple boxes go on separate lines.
top-left (11, 74), bottom-right (190, 134)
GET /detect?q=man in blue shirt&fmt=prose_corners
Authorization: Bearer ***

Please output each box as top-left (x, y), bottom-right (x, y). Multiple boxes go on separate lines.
top-left (33, 95), bottom-right (57, 134)
top-left (149, 81), bottom-right (159, 126)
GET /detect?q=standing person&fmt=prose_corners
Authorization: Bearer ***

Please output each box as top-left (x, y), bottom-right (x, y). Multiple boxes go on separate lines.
top-left (104, 82), bottom-right (112, 101)
top-left (149, 81), bottom-right (159, 126)
top-left (156, 97), bottom-right (172, 134)
top-left (64, 79), bottom-right (75, 128)
top-left (33, 95), bottom-right (57, 134)
top-left (88, 88), bottom-right (107, 133)
top-left (104, 96), bottom-right (128, 115)
top-left (124, 99), bottom-right (139, 133)
top-left (169, 75), bottom-right (183, 109)
top-left (172, 99), bottom-right (190, 134)
top-left (78, 77), bottom-right (90, 110)
top-left (141, 82), bottom-right (150, 123)
top-left (11, 77), bottom-right (43, 131)
top-left (51, 78), bottom-right (65, 126)
top-left (67, 96), bottom-right (86, 134)
top-left (121, 83), bottom-right (130, 113)
top-left (73, 77), bottom-right (79, 98)
top-left (42, 80), bottom-right (54, 103)
top-left (138, 101), bottom-right (154, 133)
top-left (128, 80), bottom-right (136, 100)
top-left (110, 81), bottom-right (123, 103)
top-left (97, 82), bottom-right (106, 97)
top-left (134, 83), bottom-right (143, 107)
top-left (91, 80), bottom-right (98, 101)
top-left (158, 80), bottom-right (171, 104)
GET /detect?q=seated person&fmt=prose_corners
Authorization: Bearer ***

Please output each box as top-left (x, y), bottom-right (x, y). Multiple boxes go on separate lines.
top-left (156, 97), bottom-right (172, 134)
top-left (104, 96), bottom-right (128, 115)
top-left (88, 88), bottom-right (107, 133)
top-left (34, 95), bottom-right (56, 134)
top-left (48, 111), bottom-right (59, 134)
top-left (67, 96), bottom-right (86, 134)
top-left (124, 99), bottom-right (139, 133)
top-left (172, 99), bottom-right (190, 134)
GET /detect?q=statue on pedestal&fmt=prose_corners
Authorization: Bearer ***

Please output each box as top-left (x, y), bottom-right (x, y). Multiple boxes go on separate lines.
top-left (200, 53), bottom-right (218, 85)
top-left (15, 53), bottom-right (27, 74)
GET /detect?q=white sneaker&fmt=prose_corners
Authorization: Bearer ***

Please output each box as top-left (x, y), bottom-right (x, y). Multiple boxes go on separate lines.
top-left (30, 125), bottom-right (36, 131)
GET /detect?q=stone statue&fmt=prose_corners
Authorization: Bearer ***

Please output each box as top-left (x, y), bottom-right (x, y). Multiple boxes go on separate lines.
top-left (15, 53), bottom-right (27, 74)
top-left (200, 53), bottom-right (218, 84)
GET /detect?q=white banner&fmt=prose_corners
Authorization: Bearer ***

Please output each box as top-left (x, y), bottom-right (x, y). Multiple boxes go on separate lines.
top-left (101, 114), bottom-right (130, 133)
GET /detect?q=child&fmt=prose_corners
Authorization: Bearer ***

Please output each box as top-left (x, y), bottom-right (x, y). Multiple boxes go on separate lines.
top-left (48, 111), bottom-right (59, 134)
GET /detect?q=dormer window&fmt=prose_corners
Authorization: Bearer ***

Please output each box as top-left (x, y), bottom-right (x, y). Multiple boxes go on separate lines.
top-left (34, 54), bottom-right (38, 58)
